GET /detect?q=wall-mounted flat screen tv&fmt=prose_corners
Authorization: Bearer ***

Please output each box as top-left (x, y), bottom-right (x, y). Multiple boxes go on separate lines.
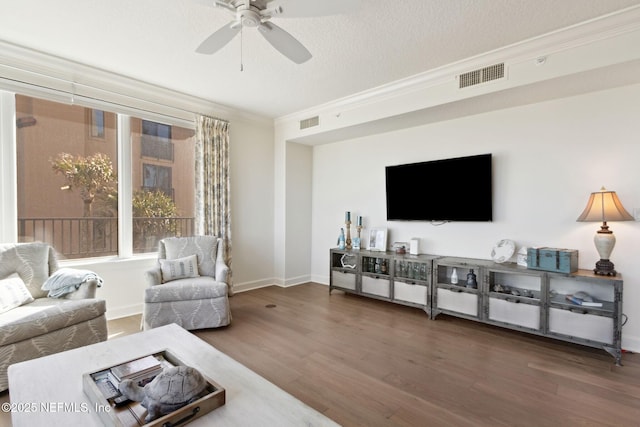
top-left (385, 153), bottom-right (492, 222)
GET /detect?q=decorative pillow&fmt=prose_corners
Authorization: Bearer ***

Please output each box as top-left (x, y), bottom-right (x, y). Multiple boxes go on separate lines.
top-left (0, 273), bottom-right (34, 314)
top-left (0, 242), bottom-right (52, 299)
top-left (159, 254), bottom-right (200, 283)
top-left (162, 236), bottom-right (218, 278)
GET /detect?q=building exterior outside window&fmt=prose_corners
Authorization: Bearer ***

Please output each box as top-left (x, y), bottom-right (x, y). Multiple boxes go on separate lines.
top-left (16, 95), bottom-right (195, 259)
top-left (90, 109), bottom-right (105, 139)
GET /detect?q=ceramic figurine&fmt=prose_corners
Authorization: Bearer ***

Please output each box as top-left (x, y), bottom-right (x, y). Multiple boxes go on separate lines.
top-left (119, 366), bottom-right (207, 422)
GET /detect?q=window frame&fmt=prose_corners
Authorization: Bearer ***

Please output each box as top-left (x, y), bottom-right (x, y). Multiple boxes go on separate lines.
top-left (1, 90), bottom-right (196, 260)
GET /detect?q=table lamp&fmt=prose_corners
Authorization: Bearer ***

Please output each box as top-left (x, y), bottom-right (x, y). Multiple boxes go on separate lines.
top-left (576, 187), bottom-right (634, 276)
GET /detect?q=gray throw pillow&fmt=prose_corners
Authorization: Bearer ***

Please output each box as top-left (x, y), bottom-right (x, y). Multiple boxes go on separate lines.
top-left (162, 236), bottom-right (218, 278)
top-left (159, 254), bottom-right (200, 283)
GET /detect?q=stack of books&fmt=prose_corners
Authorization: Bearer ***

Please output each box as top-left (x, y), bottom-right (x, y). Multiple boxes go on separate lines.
top-left (107, 355), bottom-right (163, 389)
top-left (565, 294), bottom-right (603, 307)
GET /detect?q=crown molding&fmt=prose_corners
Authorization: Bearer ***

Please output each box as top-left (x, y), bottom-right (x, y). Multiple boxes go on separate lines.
top-left (276, 5), bottom-right (640, 128)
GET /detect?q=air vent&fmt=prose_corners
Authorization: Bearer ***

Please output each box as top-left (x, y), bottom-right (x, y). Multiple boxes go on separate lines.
top-left (299, 116), bottom-right (319, 130)
top-left (459, 63), bottom-right (505, 88)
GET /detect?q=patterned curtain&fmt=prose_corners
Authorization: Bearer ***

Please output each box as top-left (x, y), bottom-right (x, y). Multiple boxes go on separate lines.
top-left (195, 115), bottom-right (233, 292)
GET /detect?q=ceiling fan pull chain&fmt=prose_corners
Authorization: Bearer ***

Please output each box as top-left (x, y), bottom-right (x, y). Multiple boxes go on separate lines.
top-left (240, 25), bottom-right (242, 71)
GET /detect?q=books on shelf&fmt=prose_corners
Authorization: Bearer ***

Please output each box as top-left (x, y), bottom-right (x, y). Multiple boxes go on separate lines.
top-left (565, 294), bottom-right (603, 307)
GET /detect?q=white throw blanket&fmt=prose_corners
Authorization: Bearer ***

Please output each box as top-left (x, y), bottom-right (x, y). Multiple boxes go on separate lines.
top-left (41, 268), bottom-right (104, 298)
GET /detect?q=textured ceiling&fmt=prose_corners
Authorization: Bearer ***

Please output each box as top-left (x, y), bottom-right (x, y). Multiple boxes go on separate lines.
top-left (1, 0), bottom-right (640, 119)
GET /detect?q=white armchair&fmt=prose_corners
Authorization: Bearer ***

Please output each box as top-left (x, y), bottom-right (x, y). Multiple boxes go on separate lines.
top-left (143, 236), bottom-right (231, 330)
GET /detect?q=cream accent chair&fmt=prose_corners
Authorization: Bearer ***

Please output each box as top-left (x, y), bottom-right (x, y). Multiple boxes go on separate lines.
top-left (143, 236), bottom-right (231, 330)
top-left (0, 242), bottom-right (107, 392)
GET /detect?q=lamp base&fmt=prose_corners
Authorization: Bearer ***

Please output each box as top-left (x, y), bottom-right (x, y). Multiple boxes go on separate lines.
top-left (594, 259), bottom-right (617, 276)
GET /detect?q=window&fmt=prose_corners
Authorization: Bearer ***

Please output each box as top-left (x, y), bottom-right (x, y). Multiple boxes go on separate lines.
top-left (142, 120), bottom-right (171, 140)
top-left (141, 120), bottom-right (173, 161)
top-left (14, 95), bottom-right (196, 259)
top-left (143, 164), bottom-right (173, 197)
top-left (16, 95), bottom-right (118, 258)
top-left (90, 109), bottom-right (105, 138)
top-left (131, 118), bottom-right (196, 254)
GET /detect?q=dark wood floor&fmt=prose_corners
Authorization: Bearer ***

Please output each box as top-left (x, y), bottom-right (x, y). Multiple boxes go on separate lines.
top-left (194, 283), bottom-right (640, 426)
top-left (3, 282), bottom-right (640, 426)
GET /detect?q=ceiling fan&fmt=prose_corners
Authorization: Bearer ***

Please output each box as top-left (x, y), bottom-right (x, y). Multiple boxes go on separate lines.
top-left (196, 0), bottom-right (358, 64)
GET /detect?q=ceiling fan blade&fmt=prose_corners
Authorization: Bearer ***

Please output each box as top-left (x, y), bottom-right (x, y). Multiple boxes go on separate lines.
top-left (196, 21), bottom-right (241, 54)
top-left (257, 21), bottom-right (311, 64)
top-left (268, 0), bottom-right (360, 17)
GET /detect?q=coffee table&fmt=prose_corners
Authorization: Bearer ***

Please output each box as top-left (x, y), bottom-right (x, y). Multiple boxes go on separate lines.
top-left (8, 323), bottom-right (340, 426)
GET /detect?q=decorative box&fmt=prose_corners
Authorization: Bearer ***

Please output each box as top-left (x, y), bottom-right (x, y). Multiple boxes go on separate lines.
top-left (527, 247), bottom-right (578, 274)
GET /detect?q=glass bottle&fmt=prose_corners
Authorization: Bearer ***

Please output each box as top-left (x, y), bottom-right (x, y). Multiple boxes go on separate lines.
top-left (451, 267), bottom-right (458, 285)
top-left (337, 228), bottom-right (345, 250)
top-left (466, 269), bottom-right (478, 289)
top-left (419, 263), bottom-right (427, 280)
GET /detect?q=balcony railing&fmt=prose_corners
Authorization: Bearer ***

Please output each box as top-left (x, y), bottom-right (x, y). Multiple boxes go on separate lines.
top-left (18, 217), bottom-right (195, 259)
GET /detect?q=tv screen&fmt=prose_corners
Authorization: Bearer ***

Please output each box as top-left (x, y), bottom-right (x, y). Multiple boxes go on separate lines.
top-left (385, 153), bottom-right (492, 222)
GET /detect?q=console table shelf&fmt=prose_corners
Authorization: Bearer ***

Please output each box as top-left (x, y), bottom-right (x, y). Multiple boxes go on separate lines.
top-left (329, 249), bottom-right (624, 365)
top-left (329, 249), bottom-right (438, 315)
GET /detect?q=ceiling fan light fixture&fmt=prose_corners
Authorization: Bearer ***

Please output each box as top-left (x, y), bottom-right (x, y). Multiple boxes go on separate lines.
top-left (239, 9), bottom-right (261, 27)
top-left (197, 0), bottom-right (355, 64)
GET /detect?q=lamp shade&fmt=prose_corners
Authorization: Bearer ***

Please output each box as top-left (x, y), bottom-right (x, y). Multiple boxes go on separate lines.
top-left (576, 187), bottom-right (634, 223)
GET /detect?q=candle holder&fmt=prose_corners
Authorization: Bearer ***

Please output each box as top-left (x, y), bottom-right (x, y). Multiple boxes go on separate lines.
top-left (345, 220), bottom-right (352, 250)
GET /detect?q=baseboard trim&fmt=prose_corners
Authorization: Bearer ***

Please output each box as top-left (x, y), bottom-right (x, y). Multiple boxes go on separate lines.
top-left (106, 303), bottom-right (143, 320)
top-left (622, 335), bottom-right (640, 354)
top-left (311, 274), bottom-right (329, 286)
top-left (283, 275), bottom-right (311, 287)
top-left (233, 279), bottom-right (275, 293)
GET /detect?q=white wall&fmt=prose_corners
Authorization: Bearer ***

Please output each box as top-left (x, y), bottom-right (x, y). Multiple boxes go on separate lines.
top-left (73, 257), bottom-right (156, 320)
top-left (310, 83), bottom-right (640, 351)
top-left (284, 141), bottom-right (313, 285)
top-left (228, 119), bottom-right (276, 290)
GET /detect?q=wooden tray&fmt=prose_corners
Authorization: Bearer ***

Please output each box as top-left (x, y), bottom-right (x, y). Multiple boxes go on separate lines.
top-left (83, 350), bottom-right (225, 427)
